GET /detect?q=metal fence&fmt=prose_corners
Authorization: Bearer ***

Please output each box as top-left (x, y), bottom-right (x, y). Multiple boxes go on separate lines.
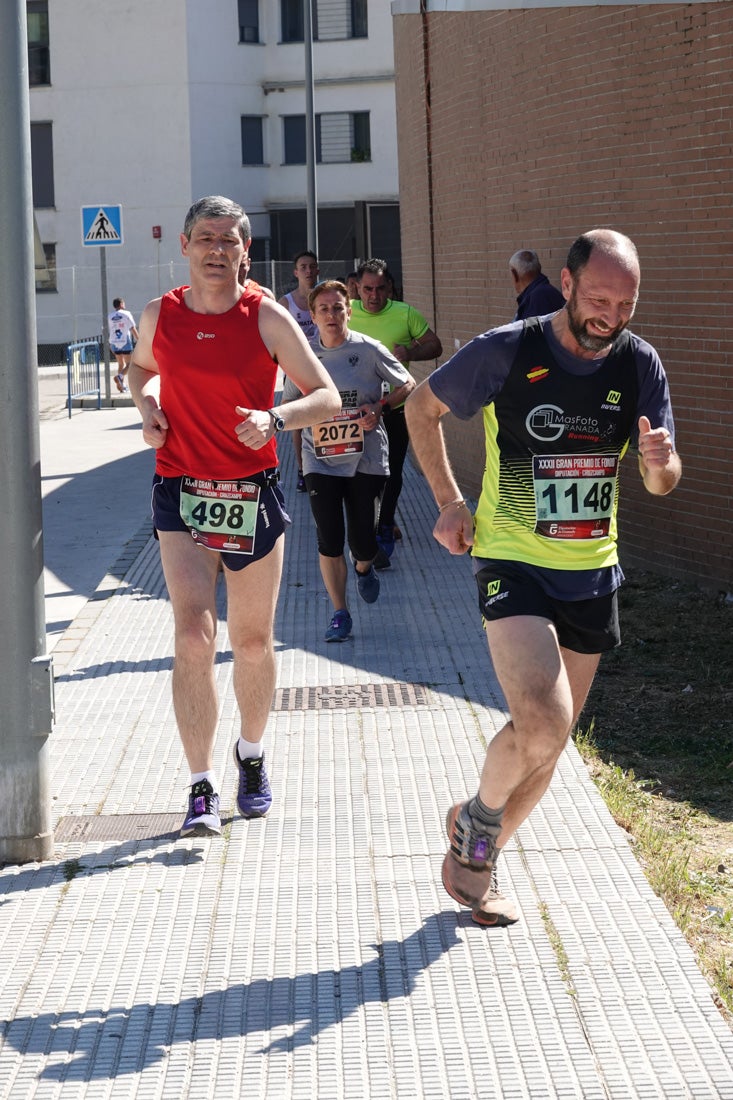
top-left (65, 338), bottom-right (102, 417)
top-left (36, 258), bottom-right (360, 364)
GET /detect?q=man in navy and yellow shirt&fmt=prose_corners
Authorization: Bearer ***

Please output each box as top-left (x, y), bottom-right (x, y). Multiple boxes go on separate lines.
top-left (406, 229), bottom-right (681, 926)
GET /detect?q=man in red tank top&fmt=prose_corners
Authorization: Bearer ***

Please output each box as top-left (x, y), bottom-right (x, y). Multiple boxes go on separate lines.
top-left (129, 196), bottom-right (339, 837)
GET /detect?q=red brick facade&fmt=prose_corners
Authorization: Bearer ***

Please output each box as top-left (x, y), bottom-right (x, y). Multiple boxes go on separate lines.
top-left (393, 3), bottom-right (733, 590)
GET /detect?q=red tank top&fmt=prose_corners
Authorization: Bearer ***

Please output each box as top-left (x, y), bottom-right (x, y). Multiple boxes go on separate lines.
top-left (152, 286), bottom-right (279, 479)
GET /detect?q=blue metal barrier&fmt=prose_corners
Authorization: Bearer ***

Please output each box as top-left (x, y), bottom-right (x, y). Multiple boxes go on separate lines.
top-left (65, 338), bottom-right (102, 418)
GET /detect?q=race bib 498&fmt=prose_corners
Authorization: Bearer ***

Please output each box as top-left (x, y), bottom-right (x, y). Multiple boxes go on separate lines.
top-left (179, 477), bottom-right (260, 554)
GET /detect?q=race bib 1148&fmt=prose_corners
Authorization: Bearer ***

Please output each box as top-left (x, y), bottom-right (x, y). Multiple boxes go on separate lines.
top-left (533, 454), bottom-right (618, 540)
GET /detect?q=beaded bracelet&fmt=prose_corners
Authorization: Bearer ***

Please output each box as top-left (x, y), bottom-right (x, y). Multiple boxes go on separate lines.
top-left (438, 498), bottom-right (467, 513)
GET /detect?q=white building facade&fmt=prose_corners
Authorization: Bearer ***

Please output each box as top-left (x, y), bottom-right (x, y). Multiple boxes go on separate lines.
top-left (29, 0), bottom-right (400, 349)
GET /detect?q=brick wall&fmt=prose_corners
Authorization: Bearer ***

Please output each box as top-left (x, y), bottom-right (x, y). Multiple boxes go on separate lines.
top-left (394, 4), bottom-right (733, 590)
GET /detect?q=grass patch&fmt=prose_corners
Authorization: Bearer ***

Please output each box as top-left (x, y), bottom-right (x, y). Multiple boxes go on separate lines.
top-left (538, 901), bottom-right (576, 997)
top-left (575, 569), bottom-right (733, 1024)
top-left (576, 722), bottom-right (733, 1014)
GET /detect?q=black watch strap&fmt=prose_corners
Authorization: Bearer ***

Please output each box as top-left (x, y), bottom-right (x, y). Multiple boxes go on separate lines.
top-left (268, 408), bottom-right (285, 432)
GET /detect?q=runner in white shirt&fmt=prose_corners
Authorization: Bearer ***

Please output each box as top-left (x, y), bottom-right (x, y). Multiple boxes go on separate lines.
top-left (279, 251), bottom-right (320, 490)
top-left (107, 297), bottom-right (139, 393)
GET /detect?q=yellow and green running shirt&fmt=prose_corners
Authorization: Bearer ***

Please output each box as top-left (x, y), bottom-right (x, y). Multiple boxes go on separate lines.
top-left (348, 299), bottom-right (429, 407)
top-left (348, 298), bottom-right (430, 352)
top-left (429, 316), bottom-right (676, 592)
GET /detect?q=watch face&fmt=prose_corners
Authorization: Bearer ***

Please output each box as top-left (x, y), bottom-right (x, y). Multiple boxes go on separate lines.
top-left (270, 409), bottom-right (285, 431)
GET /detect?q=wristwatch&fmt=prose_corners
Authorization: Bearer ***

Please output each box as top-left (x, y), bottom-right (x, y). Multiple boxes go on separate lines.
top-left (267, 408), bottom-right (285, 432)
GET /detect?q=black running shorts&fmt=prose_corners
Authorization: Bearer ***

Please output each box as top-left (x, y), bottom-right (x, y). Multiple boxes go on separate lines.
top-left (474, 559), bottom-right (621, 654)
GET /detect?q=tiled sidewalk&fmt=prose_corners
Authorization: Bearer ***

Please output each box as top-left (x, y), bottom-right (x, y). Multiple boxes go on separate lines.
top-left (1, 404), bottom-right (732, 1098)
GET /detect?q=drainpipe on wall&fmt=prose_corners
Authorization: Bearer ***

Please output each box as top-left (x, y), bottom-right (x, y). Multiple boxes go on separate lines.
top-left (419, 1), bottom-right (438, 334)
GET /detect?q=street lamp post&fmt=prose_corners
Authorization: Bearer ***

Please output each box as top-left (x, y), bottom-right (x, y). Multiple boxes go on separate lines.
top-left (0, 0), bottom-right (55, 863)
top-left (304, 0), bottom-right (318, 255)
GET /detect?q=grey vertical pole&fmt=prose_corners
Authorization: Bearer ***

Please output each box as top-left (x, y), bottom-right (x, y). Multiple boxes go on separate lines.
top-left (100, 246), bottom-right (111, 400)
top-left (0, 0), bottom-right (55, 862)
top-left (304, 0), bottom-right (318, 254)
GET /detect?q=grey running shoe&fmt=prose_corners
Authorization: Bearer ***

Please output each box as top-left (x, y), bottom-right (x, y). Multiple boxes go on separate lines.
top-left (181, 779), bottom-right (221, 837)
top-left (443, 802), bottom-right (518, 926)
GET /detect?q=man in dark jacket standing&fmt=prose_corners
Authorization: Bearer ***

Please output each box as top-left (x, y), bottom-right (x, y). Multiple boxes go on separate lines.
top-left (510, 249), bottom-right (565, 320)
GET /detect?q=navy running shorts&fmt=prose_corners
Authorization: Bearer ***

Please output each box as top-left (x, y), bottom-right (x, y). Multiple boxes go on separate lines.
top-left (150, 470), bottom-right (291, 572)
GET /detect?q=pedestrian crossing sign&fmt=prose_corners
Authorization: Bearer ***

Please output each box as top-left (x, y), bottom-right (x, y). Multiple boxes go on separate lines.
top-left (81, 204), bottom-right (123, 246)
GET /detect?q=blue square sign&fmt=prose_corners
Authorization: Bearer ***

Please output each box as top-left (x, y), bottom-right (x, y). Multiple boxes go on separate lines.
top-left (81, 205), bottom-right (123, 246)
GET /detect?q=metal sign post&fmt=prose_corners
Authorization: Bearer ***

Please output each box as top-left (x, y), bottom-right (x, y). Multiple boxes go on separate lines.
top-left (100, 246), bottom-right (110, 398)
top-left (81, 205), bottom-right (123, 401)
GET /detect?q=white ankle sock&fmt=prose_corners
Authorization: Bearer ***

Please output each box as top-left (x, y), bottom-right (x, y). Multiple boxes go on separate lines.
top-left (237, 738), bottom-right (264, 761)
top-left (190, 770), bottom-right (217, 790)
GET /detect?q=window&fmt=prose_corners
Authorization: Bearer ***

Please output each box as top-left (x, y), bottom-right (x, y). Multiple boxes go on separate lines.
top-left (350, 0), bottom-right (367, 38)
top-left (281, 0), bottom-right (304, 42)
top-left (27, 1), bottom-right (50, 86)
top-left (283, 116), bottom-right (307, 165)
top-left (281, 0), bottom-right (366, 43)
top-left (349, 111), bottom-right (370, 161)
top-left (238, 0), bottom-right (259, 43)
top-left (283, 112), bottom-right (370, 165)
top-left (241, 116), bottom-right (264, 165)
top-left (30, 122), bottom-right (54, 207)
top-left (317, 0), bottom-right (367, 40)
top-left (320, 113), bottom-right (352, 163)
top-left (36, 242), bottom-right (56, 292)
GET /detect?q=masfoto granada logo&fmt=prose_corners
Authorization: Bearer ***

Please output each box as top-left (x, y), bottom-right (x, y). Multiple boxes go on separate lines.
top-left (526, 365), bottom-right (550, 384)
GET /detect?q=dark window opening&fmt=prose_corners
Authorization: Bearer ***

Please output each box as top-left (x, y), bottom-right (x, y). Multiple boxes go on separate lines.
top-left (27, 1), bottom-right (50, 85)
top-left (238, 0), bottom-right (259, 43)
top-left (31, 121), bottom-right (54, 207)
top-left (241, 115), bottom-right (264, 165)
top-left (36, 241), bottom-right (56, 292)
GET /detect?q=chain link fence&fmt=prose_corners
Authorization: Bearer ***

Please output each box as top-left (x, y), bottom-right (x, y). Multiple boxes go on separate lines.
top-left (36, 259), bottom-right (360, 366)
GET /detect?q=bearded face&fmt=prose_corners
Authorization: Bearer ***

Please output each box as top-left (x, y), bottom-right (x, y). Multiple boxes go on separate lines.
top-left (565, 281), bottom-right (631, 353)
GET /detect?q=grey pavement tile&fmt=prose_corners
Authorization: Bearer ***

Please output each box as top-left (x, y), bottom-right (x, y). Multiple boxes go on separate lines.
top-left (1, 421), bottom-right (732, 1098)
